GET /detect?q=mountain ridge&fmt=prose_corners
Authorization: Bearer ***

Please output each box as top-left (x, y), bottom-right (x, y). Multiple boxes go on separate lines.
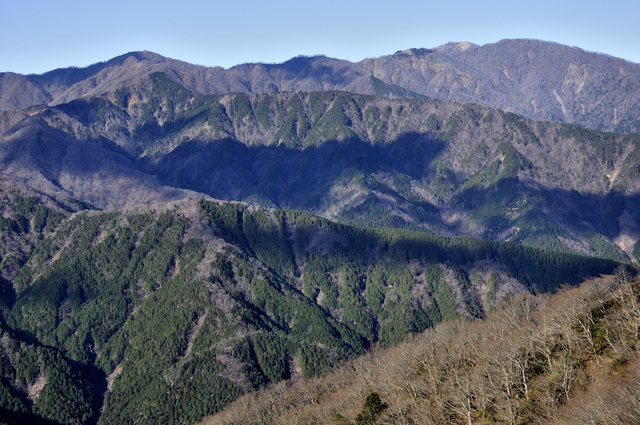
top-left (3, 39), bottom-right (640, 133)
top-left (199, 270), bottom-right (640, 425)
top-left (5, 76), bottom-right (638, 261)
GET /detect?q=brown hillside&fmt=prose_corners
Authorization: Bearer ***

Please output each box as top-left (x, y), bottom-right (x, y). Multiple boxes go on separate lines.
top-left (201, 268), bottom-right (640, 425)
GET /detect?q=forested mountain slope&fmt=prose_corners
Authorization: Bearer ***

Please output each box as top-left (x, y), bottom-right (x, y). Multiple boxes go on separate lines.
top-left (0, 192), bottom-right (619, 424)
top-left (201, 269), bottom-right (640, 425)
top-left (3, 72), bottom-right (640, 260)
top-left (2, 39), bottom-right (639, 133)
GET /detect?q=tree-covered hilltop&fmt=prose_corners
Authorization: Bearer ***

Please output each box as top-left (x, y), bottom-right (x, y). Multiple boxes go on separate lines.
top-left (0, 194), bottom-right (620, 424)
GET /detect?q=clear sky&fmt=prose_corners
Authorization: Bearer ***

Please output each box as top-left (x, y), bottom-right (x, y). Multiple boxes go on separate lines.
top-left (1, 0), bottom-right (638, 74)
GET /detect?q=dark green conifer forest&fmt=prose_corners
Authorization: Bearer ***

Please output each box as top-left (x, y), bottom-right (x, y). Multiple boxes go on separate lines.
top-left (0, 192), bottom-right (620, 424)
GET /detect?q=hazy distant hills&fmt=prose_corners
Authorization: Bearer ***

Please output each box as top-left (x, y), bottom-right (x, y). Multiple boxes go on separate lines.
top-left (2, 39), bottom-right (640, 133)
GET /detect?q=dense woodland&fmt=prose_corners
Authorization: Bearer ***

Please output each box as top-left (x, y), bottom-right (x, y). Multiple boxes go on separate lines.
top-left (202, 268), bottom-right (640, 425)
top-left (0, 191), bottom-right (622, 424)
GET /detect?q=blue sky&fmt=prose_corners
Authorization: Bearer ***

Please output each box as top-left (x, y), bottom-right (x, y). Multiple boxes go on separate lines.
top-left (1, 0), bottom-right (639, 74)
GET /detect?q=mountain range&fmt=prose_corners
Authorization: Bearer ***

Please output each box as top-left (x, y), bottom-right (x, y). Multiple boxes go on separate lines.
top-left (1, 39), bottom-right (640, 425)
top-left (2, 39), bottom-right (640, 133)
top-left (2, 70), bottom-right (640, 261)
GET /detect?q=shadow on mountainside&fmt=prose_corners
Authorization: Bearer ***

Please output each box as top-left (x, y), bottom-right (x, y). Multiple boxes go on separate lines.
top-left (151, 133), bottom-right (640, 261)
top-left (453, 177), bottom-right (640, 241)
top-left (151, 133), bottom-right (446, 209)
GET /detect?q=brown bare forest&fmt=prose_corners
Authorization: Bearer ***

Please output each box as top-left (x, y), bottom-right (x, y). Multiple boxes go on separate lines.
top-left (201, 267), bottom-right (640, 425)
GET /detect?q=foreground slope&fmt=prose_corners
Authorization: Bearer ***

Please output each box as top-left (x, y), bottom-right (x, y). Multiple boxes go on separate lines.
top-left (201, 270), bottom-right (640, 425)
top-left (0, 193), bottom-right (619, 424)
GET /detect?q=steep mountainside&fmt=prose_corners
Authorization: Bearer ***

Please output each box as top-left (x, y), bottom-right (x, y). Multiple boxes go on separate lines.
top-left (365, 40), bottom-right (640, 133)
top-left (1, 40), bottom-right (639, 133)
top-left (0, 108), bottom-right (202, 210)
top-left (3, 72), bottom-right (639, 261)
top-left (200, 271), bottom-right (640, 425)
top-left (0, 192), bottom-right (619, 424)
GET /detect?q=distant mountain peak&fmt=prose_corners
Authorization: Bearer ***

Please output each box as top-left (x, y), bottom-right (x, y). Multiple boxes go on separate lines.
top-left (107, 50), bottom-right (169, 65)
top-left (279, 54), bottom-right (335, 69)
top-left (435, 41), bottom-right (478, 52)
top-left (2, 39), bottom-right (640, 133)
top-left (392, 48), bottom-right (436, 57)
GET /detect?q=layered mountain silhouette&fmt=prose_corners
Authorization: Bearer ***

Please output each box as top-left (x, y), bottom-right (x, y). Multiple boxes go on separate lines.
top-left (2, 39), bottom-right (640, 133)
